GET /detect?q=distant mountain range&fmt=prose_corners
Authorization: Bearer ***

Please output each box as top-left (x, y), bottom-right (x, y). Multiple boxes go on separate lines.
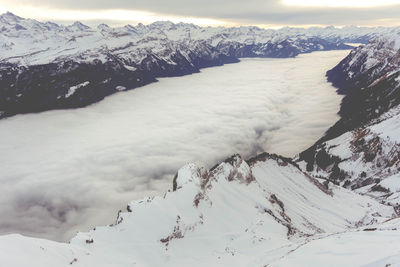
top-left (2, 12), bottom-right (399, 118)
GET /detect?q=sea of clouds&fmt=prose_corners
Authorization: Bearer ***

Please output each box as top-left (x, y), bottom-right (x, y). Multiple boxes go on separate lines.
top-left (0, 50), bottom-right (348, 241)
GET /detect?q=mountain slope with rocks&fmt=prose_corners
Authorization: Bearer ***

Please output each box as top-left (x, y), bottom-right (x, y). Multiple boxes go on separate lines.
top-left (299, 34), bottom-right (400, 211)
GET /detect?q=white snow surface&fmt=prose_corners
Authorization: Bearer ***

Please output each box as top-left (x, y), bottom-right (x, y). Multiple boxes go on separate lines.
top-left (0, 155), bottom-right (396, 267)
top-left (0, 51), bottom-right (347, 241)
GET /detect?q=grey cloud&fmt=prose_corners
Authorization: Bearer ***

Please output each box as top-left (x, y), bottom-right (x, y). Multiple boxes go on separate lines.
top-left (226, 6), bottom-right (400, 25)
top-left (5, 0), bottom-right (400, 25)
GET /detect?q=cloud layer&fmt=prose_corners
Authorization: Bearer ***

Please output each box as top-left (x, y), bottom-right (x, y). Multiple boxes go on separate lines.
top-left (0, 50), bottom-right (347, 241)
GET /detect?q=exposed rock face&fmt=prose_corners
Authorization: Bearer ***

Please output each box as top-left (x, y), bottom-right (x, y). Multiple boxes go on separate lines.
top-left (299, 34), bottom-right (400, 207)
top-left (0, 60), bottom-right (156, 116)
top-left (325, 35), bottom-right (400, 140)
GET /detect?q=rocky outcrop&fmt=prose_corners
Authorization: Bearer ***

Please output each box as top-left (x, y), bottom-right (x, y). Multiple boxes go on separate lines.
top-left (0, 60), bottom-right (155, 117)
top-left (299, 106), bottom-right (400, 207)
top-left (299, 35), bottom-right (400, 206)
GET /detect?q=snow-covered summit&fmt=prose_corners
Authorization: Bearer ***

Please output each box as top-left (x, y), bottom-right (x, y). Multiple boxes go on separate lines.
top-left (68, 21), bottom-right (91, 32)
top-left (0, 11), bottom-right (23, 24)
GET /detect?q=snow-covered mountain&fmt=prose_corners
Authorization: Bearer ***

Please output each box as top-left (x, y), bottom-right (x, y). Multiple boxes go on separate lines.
top-left (0, 12), bottom-right (395, 66)
top-left (0, 12), bottom-right (374, 66)
top-left (2, 11), bottom-right (391, 119)
top-left (327, 34), bottom-right (400, 132)
top-left (0, 154), bottom-right (397, 266)
top-left (300, 105), bottom-right (400, 207)
top-left (274, 25), bottom-right (400, 44)
top-left (299, 34), bottom-right (400, 209)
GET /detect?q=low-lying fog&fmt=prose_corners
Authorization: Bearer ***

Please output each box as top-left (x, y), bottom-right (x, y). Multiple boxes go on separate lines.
top-left (0, 50), bottom-right (349, 241)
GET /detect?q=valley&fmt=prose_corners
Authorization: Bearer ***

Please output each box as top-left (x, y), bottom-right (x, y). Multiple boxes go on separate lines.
top-left (0, 50), bottom-right (347, 241)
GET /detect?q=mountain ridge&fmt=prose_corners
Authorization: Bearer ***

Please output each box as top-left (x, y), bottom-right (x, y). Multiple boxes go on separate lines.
top-left (0, 154), bottom-right (396, 266)
top-left (0, 12), bottom-right (383, 119)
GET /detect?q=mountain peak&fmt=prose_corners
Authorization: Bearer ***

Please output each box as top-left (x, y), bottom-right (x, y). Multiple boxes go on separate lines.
top-left (97, 23), bottom-right (110, 31)
top-left (3, 11), bottom-right (20, 18)
top-left (69, 21), bottom-right (90, 31)
top-left (0, 11), bottom-right (23, 23)
top-left (44, 21), bottom-right (60, 30)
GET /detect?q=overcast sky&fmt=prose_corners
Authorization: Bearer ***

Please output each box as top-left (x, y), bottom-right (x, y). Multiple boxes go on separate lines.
top-left (1, 1), bottom-right (400, 29)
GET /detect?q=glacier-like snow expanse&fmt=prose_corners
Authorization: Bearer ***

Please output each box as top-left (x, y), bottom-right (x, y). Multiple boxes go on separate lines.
top-left (0, 50), bottom-right (348, 241)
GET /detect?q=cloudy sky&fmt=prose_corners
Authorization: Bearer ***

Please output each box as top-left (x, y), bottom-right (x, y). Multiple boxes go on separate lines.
top-left (1, 0), bottom-right (400, 27)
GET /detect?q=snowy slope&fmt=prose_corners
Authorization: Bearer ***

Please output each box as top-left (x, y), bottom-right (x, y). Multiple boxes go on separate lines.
top-left (299, 104), bottom-right (400, 207)
top-left (299, 34), bottom-right (400, 208)
top-left (269, 218), bottom-right (400, 267)
top-left (0, 154), bottom-right (395, 266)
